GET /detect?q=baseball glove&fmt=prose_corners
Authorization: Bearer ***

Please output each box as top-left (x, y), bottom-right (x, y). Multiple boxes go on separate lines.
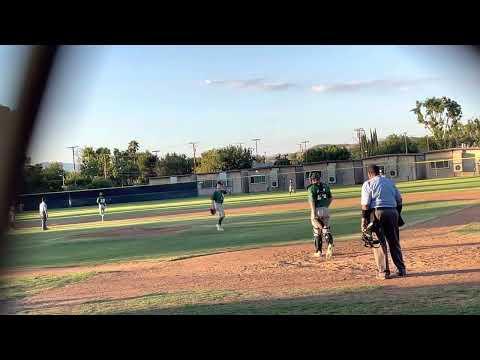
top-left (210, 208), bottom-right (216, 215)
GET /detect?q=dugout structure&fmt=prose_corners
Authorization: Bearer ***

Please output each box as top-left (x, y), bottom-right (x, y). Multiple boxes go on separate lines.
top-left (18, 182), bottom-right (198, 211)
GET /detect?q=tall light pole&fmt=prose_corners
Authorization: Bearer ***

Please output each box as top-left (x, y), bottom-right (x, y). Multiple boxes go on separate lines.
top-left (354, 128), bottom-right (365, 159)
top-left (301, 140), bottom-right (309, 163)
top-left (67, 146), bottom-right (79, 172)
top-left (252, 138), bottom-right (261, 157)
top-left (188, 142), bottom-right (198, 174)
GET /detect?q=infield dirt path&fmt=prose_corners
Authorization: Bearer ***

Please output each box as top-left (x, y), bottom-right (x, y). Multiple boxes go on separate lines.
top-left (9, 202), bottom-right (480, 314)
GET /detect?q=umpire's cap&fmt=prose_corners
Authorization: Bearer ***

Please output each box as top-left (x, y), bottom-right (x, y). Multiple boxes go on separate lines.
top-left (309, 171), bottom-right (321, 181)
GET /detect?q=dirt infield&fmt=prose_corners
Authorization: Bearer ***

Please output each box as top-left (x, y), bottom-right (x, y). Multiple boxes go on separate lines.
top-left (10, 203), bottom-right (480, 314)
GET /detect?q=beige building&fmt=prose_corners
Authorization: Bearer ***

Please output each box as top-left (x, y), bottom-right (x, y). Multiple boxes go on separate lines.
top-left (302, 160), bottom-right (362, 187)
top-left (196, 170), bottom-right (244, 196)
top-left (362, 154), bottom-right (424, 181)
top-left (246, 167), bottom-right (277, 193)
top-left (149, 174), bottom-right (197, 186)
top-left (147, 147), bottom-right (480, 198)
top-left (277, 165), bottom-right (304, 191)
top-left (423, 147), bottom-right (480, 179)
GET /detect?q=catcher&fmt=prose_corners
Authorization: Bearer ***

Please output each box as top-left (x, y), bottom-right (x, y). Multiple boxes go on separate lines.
top-left (307, 171), bottom-right (334, 259)
top-left (210, 181), bottom-right (228, 231)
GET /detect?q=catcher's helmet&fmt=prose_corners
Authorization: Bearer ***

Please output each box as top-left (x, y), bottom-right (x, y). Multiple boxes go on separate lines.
top-left (309, 171), bottom-right (321, 181)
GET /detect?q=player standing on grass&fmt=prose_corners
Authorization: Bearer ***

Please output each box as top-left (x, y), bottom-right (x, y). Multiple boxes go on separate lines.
top-left (210, 181), bottom-right (228, 231)
top-left (96, 192), bottom-right (107, 222)
top-left (289, 179), bottom-right (295, 195)
top-left (307, 171), bottom-right (334, 259)
top-left (39, 198), bottom-right (48, 230)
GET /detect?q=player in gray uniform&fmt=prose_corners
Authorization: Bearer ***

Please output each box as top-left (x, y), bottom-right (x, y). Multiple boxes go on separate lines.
top-left (39, 198), bottom-right (48, 230)
top-left (96, 192), bottom-right (107, 222)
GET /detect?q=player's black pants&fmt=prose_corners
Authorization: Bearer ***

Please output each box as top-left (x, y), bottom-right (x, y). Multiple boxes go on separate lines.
top-left (372, 208), bottom-right (405, 275)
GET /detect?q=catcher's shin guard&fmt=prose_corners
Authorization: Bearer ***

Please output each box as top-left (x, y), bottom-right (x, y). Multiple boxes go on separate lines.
top-left (322, 227), bottom-right (334, 245)
top-left (313, 233), bottom-right (322, 254)
top-left (322, 227), bottom-right (334, 259)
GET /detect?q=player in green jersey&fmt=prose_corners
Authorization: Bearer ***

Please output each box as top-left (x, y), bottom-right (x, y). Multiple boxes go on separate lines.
top-left (96, 192), bottom-right (107, 222)
top-left (210, 181), bottom-right (228, 231)
top-left (307, 171), bottom-right (334, 259)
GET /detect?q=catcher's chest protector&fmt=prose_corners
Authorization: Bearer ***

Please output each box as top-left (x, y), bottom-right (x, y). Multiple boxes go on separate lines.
top-left (315, 185), bottom-right (329, 200)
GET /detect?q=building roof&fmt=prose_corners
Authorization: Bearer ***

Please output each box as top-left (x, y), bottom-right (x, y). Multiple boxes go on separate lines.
top-left (196, 169), bottom-right (241, 176)
top-left (424, 147), bottom-right (480, 154)
top-left (363, 153), bottom-right (421, 160)
top-left (149, 174), bottom-right (195, 180)
top-left (303, 159), bottom-right (359, 166)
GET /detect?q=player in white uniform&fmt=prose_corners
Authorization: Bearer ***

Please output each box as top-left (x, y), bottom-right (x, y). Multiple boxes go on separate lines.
top-left (39, 198), bottom-right (48, 230)
top-left (96, 192), bottom-right (107, 222)
top-left (289, 179), bottom-right (295, 195)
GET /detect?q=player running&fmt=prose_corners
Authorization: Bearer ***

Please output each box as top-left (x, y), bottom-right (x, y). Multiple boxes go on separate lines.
top-left (307, 171), bottom-right (334, 259)
top-left (96, 192), bottom-right (107, 222)
top-left (210, 181), bottom-right (228, 231)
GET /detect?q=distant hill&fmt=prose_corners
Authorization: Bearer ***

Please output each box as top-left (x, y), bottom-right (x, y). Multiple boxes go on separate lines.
top-left (40, 162), bottom-right (75, 172)
top-left (309, 144), bottom-right (357, 150)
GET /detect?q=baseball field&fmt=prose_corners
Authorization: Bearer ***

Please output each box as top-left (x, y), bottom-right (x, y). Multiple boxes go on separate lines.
top-left (2, 176), bottom-right (480, 314)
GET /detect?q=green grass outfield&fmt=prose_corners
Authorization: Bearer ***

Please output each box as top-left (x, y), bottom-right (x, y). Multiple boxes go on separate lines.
top-left (15, 175), bottom-right (480, 223)
top-left (5, 176), bottom-right (480, 269)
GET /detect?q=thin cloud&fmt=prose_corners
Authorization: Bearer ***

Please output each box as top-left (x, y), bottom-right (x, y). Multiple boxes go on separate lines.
top-left (311, 78), bottom-right (437, 93)
top-left (205, 78), bottom-right (296, 91)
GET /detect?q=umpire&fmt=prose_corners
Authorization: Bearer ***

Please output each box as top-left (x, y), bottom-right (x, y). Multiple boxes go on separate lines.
top-left (361, 165), bottom-right (406, 279)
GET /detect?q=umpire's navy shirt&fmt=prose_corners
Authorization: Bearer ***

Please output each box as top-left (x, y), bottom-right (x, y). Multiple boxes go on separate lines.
top-left (361, 175), bottom-right (402, 209)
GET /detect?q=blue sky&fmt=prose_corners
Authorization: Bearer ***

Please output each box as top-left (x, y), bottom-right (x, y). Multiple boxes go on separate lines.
top-left (1, 45), bottom-right (479, 164)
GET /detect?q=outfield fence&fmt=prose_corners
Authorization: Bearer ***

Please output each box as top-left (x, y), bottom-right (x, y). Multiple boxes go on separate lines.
top-left (18, 182), bottom-right (198, 211)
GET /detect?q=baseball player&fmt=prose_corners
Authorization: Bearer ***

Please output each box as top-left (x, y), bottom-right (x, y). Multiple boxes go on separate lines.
top-left (289, 179), bottom-right (295, 195)
top-left (307, 171), bottom-right (334, 259)
top-left (39, 198), bottom-right (48, 230)
top-left (210, 181), bottom-right (228, 231)
top-left (96, 192), bottom-right (107, 222)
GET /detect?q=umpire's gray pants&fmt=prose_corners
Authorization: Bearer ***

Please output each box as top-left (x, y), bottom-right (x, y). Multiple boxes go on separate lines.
top-left (372, 208), bottom-right (405, 275)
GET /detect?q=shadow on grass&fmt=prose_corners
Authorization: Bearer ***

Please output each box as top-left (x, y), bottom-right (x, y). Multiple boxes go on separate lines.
top-left (409, 204), bottom-right (480, 229)
top-left (125, 281), bottom-right (480, 315)
top-left (15, 280), bottom-right (480, 315)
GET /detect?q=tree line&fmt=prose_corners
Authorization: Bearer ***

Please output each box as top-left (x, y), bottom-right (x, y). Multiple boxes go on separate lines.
top-left (22, 142), bottom-right (260, 193)
top-left (21, 96), bottom-right (480, 193)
